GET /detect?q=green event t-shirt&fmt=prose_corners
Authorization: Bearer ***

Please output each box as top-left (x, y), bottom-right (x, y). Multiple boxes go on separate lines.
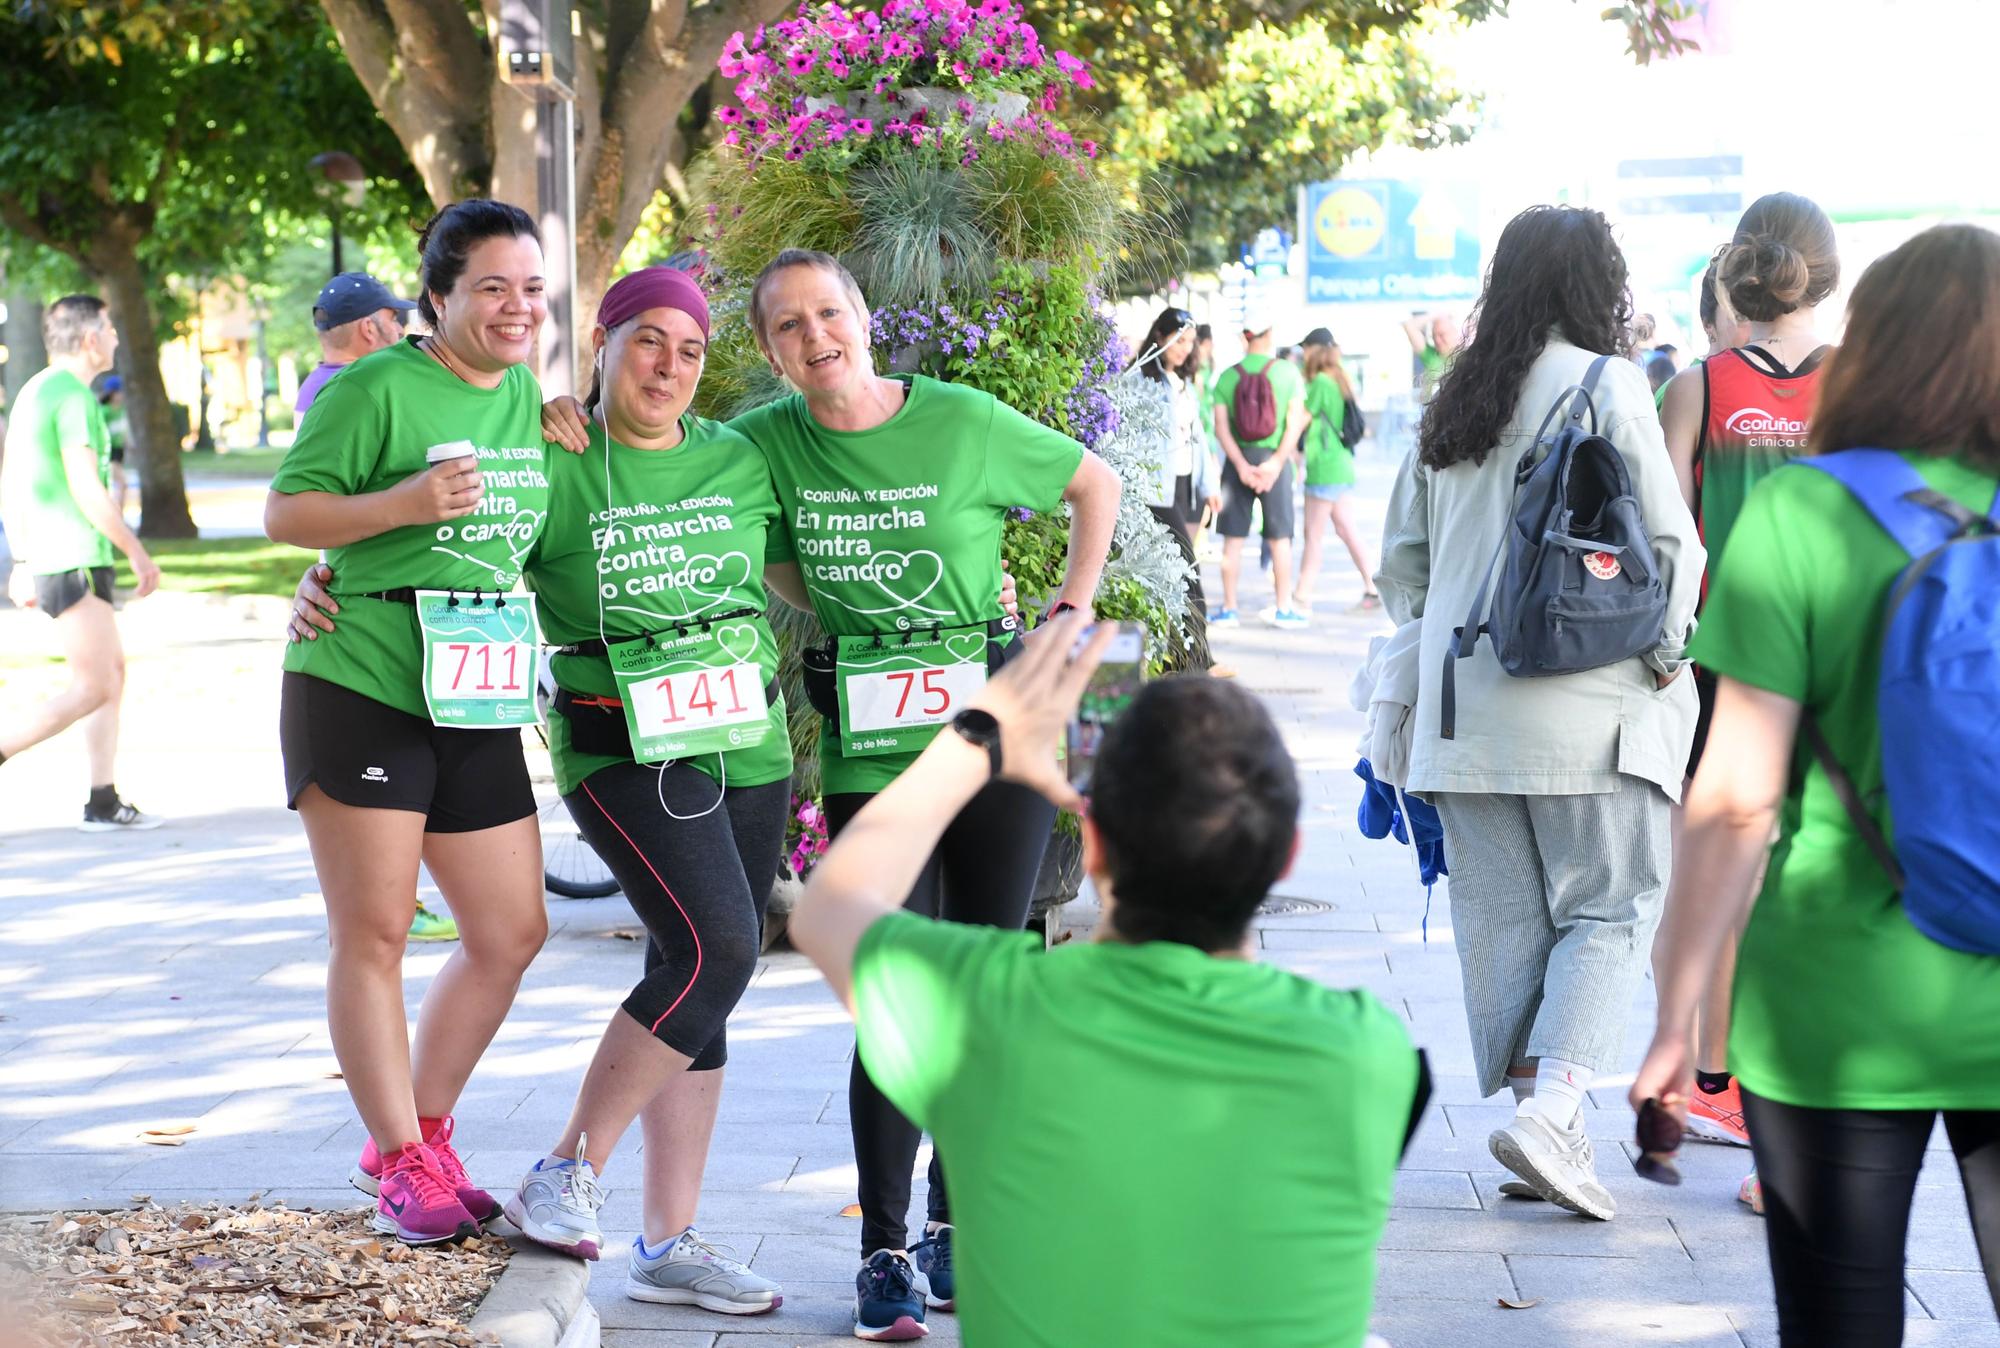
top-left (273, 339), bottom-right (550, 719)
top-left (1, 367), bottom-right (112, 574)
top-left (1302, 371), bottom-right (1354, 487)
top-left (1211, 353), bottom-right (1304, 453)
top-left (527, 416), bottom-right (794, 794)
top-left (854, 913), bottom-right (1419, 1348)
top-left (1690, 454), bottom-right (2000, 1110)
top-left (732, 377), bottom-right (1082, 795)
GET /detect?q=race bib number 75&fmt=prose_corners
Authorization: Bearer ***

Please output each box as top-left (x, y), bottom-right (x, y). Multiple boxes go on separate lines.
top-left (836, 625), bottom-right (988, 757)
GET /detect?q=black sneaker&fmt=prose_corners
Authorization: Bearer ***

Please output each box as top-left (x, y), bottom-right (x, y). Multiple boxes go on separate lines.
top-left (853, 1250), bottom-right (926, 1341)
top-left (908, 1225), bottom-right (954, 1311)
top-left (79, 794), bottom-right (164, 833)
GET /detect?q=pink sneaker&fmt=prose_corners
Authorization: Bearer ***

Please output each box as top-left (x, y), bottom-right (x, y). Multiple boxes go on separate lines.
top-left (370, 1143), bottom-right (480, 1245)
top-left (350, 1116), bottom-right (497, 1223)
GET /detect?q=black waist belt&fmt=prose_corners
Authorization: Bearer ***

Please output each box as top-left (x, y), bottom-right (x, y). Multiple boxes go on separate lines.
top-left (353, 587), bottom-right (516, 607)
top-left (555, 607), bottom-right (762, 658)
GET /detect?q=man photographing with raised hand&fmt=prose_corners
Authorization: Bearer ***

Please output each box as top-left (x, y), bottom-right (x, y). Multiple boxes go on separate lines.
top-left (790, 611), bottom-right (1428, 1347)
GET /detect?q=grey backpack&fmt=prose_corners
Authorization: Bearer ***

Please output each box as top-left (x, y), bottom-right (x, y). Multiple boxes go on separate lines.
top-left (1440, 354), bottom-right (1668, 739)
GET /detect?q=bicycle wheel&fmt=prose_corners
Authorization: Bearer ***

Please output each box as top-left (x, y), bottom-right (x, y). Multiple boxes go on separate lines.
top-left (525, 694), bottom-right (621, 899)
top-left (543, 801), bottom-right (621, 898)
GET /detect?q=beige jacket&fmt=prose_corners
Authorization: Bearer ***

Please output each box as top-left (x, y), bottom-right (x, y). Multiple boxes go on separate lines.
top-left (1375, 340), bottom-right (1705, 801)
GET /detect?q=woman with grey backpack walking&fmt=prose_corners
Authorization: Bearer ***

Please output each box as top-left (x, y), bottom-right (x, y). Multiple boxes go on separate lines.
top-left (1377, 205), bottom-right (1706, 1220)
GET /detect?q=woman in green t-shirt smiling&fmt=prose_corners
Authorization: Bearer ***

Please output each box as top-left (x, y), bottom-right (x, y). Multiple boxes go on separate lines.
top-left (739, 247), bottom-right (1119, 1337)
top-left (1634, 225), bottom-right (2000, 1346)
top-left (502, 267), bottom-right (791, 1310)
top-left (265, 200), bottom-right (555, 1248)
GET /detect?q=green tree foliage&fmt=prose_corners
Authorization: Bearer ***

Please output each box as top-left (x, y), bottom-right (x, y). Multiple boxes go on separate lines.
top-left (0, 2), bottom-right (421, 535)
top-left (1042, 0), bottom-right (1697, 273)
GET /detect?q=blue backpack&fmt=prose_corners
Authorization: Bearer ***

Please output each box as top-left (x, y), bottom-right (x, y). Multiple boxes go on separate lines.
top-left (1801, 449), bottom-right (2000, 956)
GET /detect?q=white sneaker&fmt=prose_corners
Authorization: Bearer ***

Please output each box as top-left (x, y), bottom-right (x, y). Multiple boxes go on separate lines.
top-left (1488, 1098), bottom-right (1616, 1220)
top-left (627, 1228), bottom-right (781, 1315)
top-left (502, 1143), bottom-right (607, 1259)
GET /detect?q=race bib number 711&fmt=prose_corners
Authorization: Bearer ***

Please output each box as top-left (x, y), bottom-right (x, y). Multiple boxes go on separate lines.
top-left (416, 591), bottom-right (542, 728)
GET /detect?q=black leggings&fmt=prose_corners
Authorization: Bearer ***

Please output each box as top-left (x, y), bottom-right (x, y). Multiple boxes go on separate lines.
top-left (565, 761), bottom-right (787, 1072)
top-left (1744, 1090), bottom-right (2000, 1347)
top-left (824, 780), bottom-right (1056, 1256)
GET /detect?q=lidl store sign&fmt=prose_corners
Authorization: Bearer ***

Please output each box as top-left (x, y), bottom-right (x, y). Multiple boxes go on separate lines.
top-left (1303, 179), bottom-right (1481, 303)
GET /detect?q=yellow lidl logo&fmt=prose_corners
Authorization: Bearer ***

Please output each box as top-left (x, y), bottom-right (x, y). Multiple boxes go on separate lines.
top-left (1314, 187), bottom-right (1387, 259)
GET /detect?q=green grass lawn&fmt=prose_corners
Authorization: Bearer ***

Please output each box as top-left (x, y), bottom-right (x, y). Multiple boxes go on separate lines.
top-left (114, 536), bottom-right (317, 599)
top-left (180, 447), bottom-right (292, 480)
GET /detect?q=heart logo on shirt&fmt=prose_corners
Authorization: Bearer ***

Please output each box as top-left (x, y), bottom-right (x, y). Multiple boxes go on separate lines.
top-left (712, 622), bottom-right (762, 667)
top-left (822, 548), bottom-right (951, 617)
top-left (943, 632), bottom-right (987, 665)
top-left (674, 551), bottom-right (754, 617)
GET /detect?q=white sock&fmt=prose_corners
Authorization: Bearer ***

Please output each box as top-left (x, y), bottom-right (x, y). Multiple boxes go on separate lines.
top-left (1533, 1057), bottom-right (1592, 1128)
top-left (1508, 1076), bottom-right (1534, 1105)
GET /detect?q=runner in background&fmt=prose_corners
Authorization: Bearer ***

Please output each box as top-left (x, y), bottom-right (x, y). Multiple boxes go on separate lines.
top-left (1291, 328), bottom-right (1377, 614)
top-left (1655, 194), bottom-right (1838, 1193)
top-left (1210, 316), bottom-right (1308, 631)
top-left (0, 295), bottom-right (163, 830)
top-left (264, 200), bottom-right (554, 1248)
top-left (734, 248), bottom-right (1118, 1341)
top-left (1401, 311), bottom-right (1460, 402)
top-left (1634, 223), bottom-right (2000, 1348)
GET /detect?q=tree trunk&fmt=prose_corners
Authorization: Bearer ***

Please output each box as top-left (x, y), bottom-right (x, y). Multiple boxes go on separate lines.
top-left (3, 291), bottom-right (45, 405)
top-left (94, 241), bottom-right (196, 539)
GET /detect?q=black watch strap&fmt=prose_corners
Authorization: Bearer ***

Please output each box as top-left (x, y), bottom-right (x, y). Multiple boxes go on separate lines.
top-left (949, 709), bottom-right (1003, 779)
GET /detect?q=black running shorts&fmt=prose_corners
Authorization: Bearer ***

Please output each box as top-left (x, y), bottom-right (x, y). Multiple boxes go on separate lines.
top-left (34, 566), bottom-right (114, 619)
top-left (280, 672), bottom-right (535, 833)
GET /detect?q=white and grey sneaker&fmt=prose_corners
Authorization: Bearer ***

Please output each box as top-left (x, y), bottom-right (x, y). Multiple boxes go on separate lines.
top-left (1488, 1098), bottom-right (1616, 1220)
top-left (502, 1144), bottom-right (606, 1260)
top-left (626, 1228), bottom-right (782, 1316)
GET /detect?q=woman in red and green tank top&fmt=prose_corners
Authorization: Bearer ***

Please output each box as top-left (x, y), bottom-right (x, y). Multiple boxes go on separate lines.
top-left (1654, 191), bottom-right (1841, 1201)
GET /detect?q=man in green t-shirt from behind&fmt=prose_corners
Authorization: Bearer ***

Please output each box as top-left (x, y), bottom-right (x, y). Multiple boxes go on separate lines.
top-left (790, 614), bottom-right (1427, 1347)
top-left (0, 295), bottom-right (163, 830)
top-left (1211, 317), bottom-right (1310, 631)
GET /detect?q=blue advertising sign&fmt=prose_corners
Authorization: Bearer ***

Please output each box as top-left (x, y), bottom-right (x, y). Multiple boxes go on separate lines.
top-left (1302, 179), bottom-right (1480, 303)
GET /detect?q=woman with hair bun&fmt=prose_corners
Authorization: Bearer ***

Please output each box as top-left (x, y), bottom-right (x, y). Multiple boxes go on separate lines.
top-left (1654, 193), bottom-right (1839, 1180)
top-left (265, 200), bottom-right (555, 1246)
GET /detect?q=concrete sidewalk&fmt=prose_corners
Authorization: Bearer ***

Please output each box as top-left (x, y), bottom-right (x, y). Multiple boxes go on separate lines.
top-left (1, 450), bottom-right (1993, 1347)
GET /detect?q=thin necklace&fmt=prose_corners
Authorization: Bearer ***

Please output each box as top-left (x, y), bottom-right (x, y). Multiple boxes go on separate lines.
top-left (421, 334), bottom-right (475, 384)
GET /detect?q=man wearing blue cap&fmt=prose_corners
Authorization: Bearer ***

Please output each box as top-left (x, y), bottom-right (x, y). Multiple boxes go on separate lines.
top-left (295, 272), bottom-right (416, 414)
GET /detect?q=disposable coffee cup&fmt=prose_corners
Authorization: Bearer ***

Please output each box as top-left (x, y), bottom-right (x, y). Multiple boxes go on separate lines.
top-left (426, 439), bottom-right (476, 465)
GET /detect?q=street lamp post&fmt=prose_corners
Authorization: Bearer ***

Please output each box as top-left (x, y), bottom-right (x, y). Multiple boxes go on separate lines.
top-left (308, 151), bottom-right (368, 279)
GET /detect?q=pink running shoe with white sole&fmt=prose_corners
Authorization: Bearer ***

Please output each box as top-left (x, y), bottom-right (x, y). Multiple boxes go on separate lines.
top-left (371, 1143), bottom-right (480, 1245)
top-left (351, 1116), bottom-right (498, 1223)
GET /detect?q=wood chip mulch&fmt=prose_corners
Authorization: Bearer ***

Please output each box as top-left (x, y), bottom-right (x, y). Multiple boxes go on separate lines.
top-left (0, 1199), bottom-right (511, 1347)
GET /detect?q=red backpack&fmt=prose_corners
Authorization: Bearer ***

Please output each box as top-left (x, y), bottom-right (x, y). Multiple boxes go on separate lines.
top-left (1230, 361), bottom-right (1278, 442)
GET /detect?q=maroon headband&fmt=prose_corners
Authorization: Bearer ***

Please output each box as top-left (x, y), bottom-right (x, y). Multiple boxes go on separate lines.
top-left (597, 265), bottom-right (711, 340)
